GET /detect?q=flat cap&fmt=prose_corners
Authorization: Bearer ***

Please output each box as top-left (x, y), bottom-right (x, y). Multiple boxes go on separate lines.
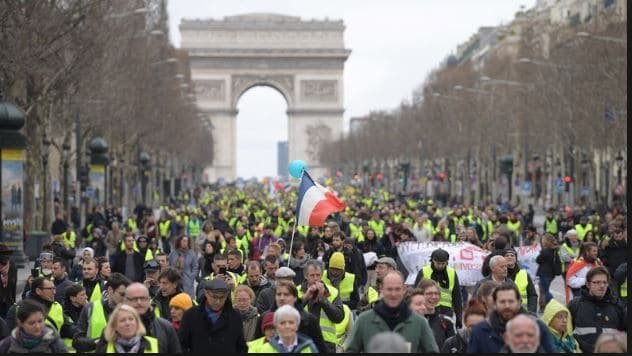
top-left (203, 277), bottom-right (230, 291)
top-left (376, 256), bottom-right (397, 269)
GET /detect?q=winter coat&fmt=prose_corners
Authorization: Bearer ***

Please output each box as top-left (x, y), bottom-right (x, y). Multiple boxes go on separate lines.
top-left (72, 297), bottom-right (116, 352)
top-left (0, 326), bottom-right (67, 353)
top-left (257, 333), bottom-right (318, 353)
top-left (255, 285), bottom-right (276, 314)
top-left (346, 302), bottom-right (438, 353)
top-left (243, 275), bottom-right (273, 299)
top-left (177, 297), bottom-right (247, 353)
top-left (467, 308), bottom-right (555, 353)
top-left (441, 328), bottom-right (469, 353)
top-left (53, 275), bottom-right (75, 305)
top-left (152, 288), bottom-right (183, 321)
top-left (536, 246), bottom-right (562, 278)
top-left (141, 308), bottom-right (181, 353)
top-left (600, 238), bottom-right (627, 277)
top-left (0, 317), bottom-right (8, 340)
top-left (169, 249), bottom-right (199, 298)
top-left (239, 306), bottom-right (259, 342)
top-left (567, 286), bottom-right (626, 353)
top-left (541, 299), bottom-right (581, 353)
top-left (425, 312), bottom-right (456, 350)
top-left (111, 250), bottom-right (145, 283)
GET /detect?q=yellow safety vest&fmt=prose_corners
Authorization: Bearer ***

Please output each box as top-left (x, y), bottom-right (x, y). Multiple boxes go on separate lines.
top-left (368, 220), bottom-right (385, 238)
top-left (322, 270), bottom-right (355, 303)
top-left (45, 301), bottom-right (75, 352)
top-left (422, 265), bottom-right (455, 309)
top-left (62, 231), bottom-right (76, 249)
top-left (335, 304), bottom-right (352, 348)
top-left (513, 269), bottom-right (529, 306)
top-left (507, 220), bottom-right (521, 234)
top-left (88, 299), bottom-right (107, 340)
top-left (621, 279), bottom-right (627, 298)
top-left (247, 336), bottom-right (269, 353)
top-left (544, 219), bottom-right (558, 235)
top-left (126, 218), bottom-right (137, 231)
top-left (158, 220), bottom-right (171, 238)
top-left (366, 286), bottom-right (379, 305)
top-left (188, 219), bottom-right (201, 237)
top-left (297, 283), bottom-right (339, 345)
top-left (574, 223), bottom-right (593, 240)
top-left (83, 280), bottom-right (103, 303)
top-left (105, 336), bottom-right (158, 353)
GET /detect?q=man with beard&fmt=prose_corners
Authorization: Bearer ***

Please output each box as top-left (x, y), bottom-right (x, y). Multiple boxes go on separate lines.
top-left (499, 314), bottom-right (546, 353)
top-left (242, 261), bottom-right (273, 300)
top-left (124, 282), bottom-right (181, 353)
top-left (51, 258), bottom-right (74, 305)
top-left (322, 252), bottom-right (359, 309)
top-left (414, 248), bottom-right (463, 328)
top-left (568, 266), bottom-right (626, 352)
top-left (502, 248), bottom-right (538, 313)
top-left (467, 283), bottom-right (554, 353)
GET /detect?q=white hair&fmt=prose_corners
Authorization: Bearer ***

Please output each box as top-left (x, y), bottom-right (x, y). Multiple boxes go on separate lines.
top-left (367, 332), bottom-right (409, 353)
top-left (274, 304), bottom-right (301, 326)
top-left (489, 255), bottom-right (505, 269)
top-left (506, 314), bottom-right (540, 339)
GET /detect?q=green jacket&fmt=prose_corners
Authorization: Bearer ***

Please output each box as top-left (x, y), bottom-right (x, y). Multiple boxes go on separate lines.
top-left (345, 307), bottom-right (438, 353)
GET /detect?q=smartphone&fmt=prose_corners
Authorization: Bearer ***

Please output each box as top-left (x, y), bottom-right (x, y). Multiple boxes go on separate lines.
top-left (218, 266), bottom-right (227, 275)
top-left (31, 268), bottom-right (39, 278)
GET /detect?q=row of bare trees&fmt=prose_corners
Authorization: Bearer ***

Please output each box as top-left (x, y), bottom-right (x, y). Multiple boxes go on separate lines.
top-left (320, 6), bottom-right (626, 210)
top-left (1, 0), bottom-right (212, 231)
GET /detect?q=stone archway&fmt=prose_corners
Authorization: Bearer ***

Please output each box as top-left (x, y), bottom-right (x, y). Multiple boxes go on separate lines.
top-left (180, 13), bottom-right (350, 182)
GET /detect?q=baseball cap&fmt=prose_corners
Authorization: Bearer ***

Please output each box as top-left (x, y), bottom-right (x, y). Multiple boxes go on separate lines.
top-left (376, 257), bottom-right (397, 269)
top-left (275, 266), bottom-right (296, 279)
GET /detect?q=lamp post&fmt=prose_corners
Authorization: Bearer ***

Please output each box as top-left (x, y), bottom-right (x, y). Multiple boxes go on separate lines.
top-left (139, 151), bottom-right (150, 204)
top-left (62, 140), bottom-right (71, 221)
top-left (0, 92), bottom-right (28, 266)
top-left (88, 137), bottom-right (109, 209)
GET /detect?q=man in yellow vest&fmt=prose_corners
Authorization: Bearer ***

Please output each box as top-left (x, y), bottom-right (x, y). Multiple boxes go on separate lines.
top-left (80, 257), bottom-right (106, 303)
top-left (297, 260), bottom-right (344, 354)
top-left (613, 262), bottom-right (627, 304)
top-left (61, 224), bottom-right (77, 250)
top-left (157, 211), bottom-right (172, 254)
top-left (323, 252), bottom-right (359, 310)
top-left (574, 215), bottom-right (593, 241)
top-left (502, 248), bottom-right (538, 313)
top-left (413, 248), bottom-right (463, 329)
top-left (72, 272), bottom-right (131, 352)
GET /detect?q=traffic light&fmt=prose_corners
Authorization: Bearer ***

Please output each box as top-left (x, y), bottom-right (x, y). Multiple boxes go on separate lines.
top-left (564, 175), bottom-right (571, 192)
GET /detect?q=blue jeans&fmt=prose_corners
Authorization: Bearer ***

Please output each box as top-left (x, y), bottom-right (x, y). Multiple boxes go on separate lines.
top-left (539, 276), bottom-right (554, 304)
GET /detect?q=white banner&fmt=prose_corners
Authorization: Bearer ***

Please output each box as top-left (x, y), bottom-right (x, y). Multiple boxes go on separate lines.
top-left (398, 241), bottom-right (541, 286)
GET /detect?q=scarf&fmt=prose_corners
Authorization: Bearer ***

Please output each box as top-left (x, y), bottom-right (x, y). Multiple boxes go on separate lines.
top-left (0, 261), bottom-right (9, 288)
top-left (114, 335), bottom-right (142, 353)
top-left (288, 254), bottom-right (309, 269)
top-left (549, 329), bottom-right (578, 353)
top-left (373, 300), bottom-right (412, 330)
top-left (19, 328), bottom-right (44, 350)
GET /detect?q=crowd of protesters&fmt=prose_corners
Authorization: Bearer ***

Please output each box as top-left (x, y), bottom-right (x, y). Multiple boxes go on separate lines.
top-left (0, 182), bottom-right (627, 353)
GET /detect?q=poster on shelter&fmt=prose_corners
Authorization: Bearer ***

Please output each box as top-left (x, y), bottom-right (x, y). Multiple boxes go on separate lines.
top-left (1, 149), bottom-right (24, 252)
top-left (89, 164), bottom-right (105, 205)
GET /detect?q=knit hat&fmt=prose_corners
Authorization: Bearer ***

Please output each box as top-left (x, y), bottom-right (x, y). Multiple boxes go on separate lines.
top-left (261, 312), bottom-right (275, 333)
top-left (329, 252), bottom-right (345, 270)
top-left (169, 293), bottom-right (193, 311)
top-left (430, 248), bottom-right (449, 262)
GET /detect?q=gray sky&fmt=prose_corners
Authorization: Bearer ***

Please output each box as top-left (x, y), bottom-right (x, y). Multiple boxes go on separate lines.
top-left (167, 0), bottom-right (536, 179)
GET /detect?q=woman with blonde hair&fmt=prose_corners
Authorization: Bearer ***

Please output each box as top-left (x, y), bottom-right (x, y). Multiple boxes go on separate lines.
top-left (95, 304), bottom-right (158, 353)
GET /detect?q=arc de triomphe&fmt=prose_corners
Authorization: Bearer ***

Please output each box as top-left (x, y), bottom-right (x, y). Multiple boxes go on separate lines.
top-left (180, 13), bottom-right (350, 182)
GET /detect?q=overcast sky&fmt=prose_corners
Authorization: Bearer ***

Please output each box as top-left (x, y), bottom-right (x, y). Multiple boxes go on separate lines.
top-left (167, 0), bottom-right (536, 179)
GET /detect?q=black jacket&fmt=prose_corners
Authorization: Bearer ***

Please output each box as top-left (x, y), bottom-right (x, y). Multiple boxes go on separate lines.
top-left (600, 238), bottom-right (627, 277)
top-left (53, 275), bottom-right (75, 305)
top-left (253, 300), bottom-right (328, 354)
top-left (72, 297), bottom-right (116, 352)
top-left (568, 286), bottom-right (626, 353)
top-left (441, 328), bottom-right (468, 353)
top-left (177, 297), bottom-right (247, 353)
top-left (536, 247), bottom-right (562, 278)
top-left (255, 285), bottom-right (276, 314)
top-left (141, 308), bottom-right (181, 353)
top-left (63, 302), bottom-right (83, 324)
top-left (152, 289), bottom-right (182, 321)
top-left (425, 312), bottom-right (456, 350)
top-left (111, 250), bottom-right (145, 282)
top-left (51, 240), bottom-right (75, 263)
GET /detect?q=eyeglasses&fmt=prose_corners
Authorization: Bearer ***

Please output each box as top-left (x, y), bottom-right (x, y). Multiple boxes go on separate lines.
top-left (125, 296), bottom-right (150, 302)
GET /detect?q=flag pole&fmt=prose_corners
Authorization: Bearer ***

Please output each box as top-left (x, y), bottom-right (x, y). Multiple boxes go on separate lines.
top-left (287, 169), bottom-right (306, 267)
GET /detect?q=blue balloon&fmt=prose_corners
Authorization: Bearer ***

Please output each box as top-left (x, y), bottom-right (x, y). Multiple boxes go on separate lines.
top-left (288, 160), bottom-right (308, 178)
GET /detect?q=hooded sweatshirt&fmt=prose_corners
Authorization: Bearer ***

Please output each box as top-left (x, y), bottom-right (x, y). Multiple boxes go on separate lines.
top-left (541, 299), bottom-right (581, 353)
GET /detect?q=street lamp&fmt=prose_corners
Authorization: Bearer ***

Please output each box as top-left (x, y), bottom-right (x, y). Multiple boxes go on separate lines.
top-left (576, 31), bottom-right (626, 44)
top-left (62, 140), bottom-right (71, 221)
top-left (139, 151), bottom-right (151, 204)
top-left (88, 136), bottom-right (109, 207)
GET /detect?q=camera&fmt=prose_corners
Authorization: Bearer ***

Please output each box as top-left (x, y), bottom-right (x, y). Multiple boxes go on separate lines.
top-left (218, 266), bottom-right (227, 275)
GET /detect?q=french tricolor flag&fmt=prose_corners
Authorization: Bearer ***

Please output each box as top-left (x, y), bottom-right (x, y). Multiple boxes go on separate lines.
top-left (296, 172), bottom-right (345, 226)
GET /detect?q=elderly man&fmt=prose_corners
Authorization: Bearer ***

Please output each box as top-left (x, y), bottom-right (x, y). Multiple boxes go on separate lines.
top-left (178, 278), bottom-right (247, 353)
top-left (473, 255), bottom-right (514, 297)
top-left (123, 282), bottom-right (181, 353)
top-left (346, 271), bottom-right (438, 353)
top-left (499, 314), bottom-right (546, 353)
